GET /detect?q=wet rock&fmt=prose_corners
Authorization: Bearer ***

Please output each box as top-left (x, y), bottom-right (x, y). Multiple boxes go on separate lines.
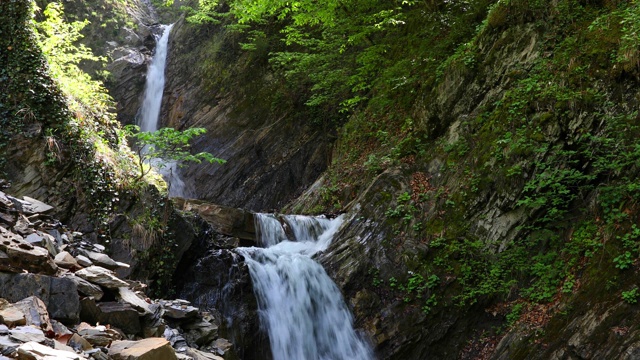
top-left (0, 273), bottom-right (79, 324)
top-left (9, 326), bottom-right (45, 343)
top-left (108, 337), bottom-right (177, 360)
top-left (62, 274), bottom-right (104, 301)
top-left (75, 266), bottom-right (128, 289)
top-left (0, 299), bottom-right (26, 327)
top-left (80, 299), bottom-right (141, 335)
top-left (173, 200), bottom-right (256, 243)
top-left (17, 341), bottom-right (82, 360)
top-left (13, 297), bottom-right (52, 333)
top-left (211, 338), bottom-right (232, 355)
top-left (182, 319), bottom-right (218, 346)
top-left (55, 251), bottom-right (81, 270)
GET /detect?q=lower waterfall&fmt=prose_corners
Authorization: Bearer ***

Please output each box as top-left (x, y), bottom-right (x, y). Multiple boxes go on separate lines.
top-left (237, 214), bottom-right (373, 360)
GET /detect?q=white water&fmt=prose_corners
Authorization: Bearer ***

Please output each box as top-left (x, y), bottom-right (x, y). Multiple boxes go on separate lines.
top-left (139, 24), bottom-right (173, 132)
top-left (238, 214), bottom-right (373, 360)
top-left (137, 24), bottom-right (187, 197)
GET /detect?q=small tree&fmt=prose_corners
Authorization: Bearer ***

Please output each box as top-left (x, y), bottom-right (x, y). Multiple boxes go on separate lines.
top-left (124, 125), bottom-right (225, 182)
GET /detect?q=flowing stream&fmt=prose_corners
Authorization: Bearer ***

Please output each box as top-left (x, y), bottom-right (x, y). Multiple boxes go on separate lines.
top-left (137, 23), bottom-right (187, 197)
top-left (237, 214), bottom-right (373, 360)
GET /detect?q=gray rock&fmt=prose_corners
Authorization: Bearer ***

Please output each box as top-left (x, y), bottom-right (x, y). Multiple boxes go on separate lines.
top-left (22, 196), bottom-right (54, 214)
top-left (0, 227), bottom-right (57, 275)
top-left (13, 296), bottom-right (52, 333)
top-left (55, 251), bottom-right (81, 270)
top-left (75, 255), bottom-right (93, 267)
top-left (76, 323), bottom-right (121, 347)
top-left (0, 335), bottom-right (20, 355)
top-left (160, 301), bottom-right (198, 320)
top-left (68, 333), bottom-right (93, 351)
top-left (9, 326), bottom-right (45, 343)
top-left (0, 325), bottom-right (8, 335)
top-left (0, 299), bottom-right (26, 327)
top-left (212, 338), bottom-right (232, 353)
top-left (0, 273), bottom-right (80, 324)
top-left (80, 299), bottom-right (141, 335)
top-left (17, 341), bottom-right (82, 359)
top-left (50, 320), bottom-right (72, 338)
top-left (24, 233), bottom-right (44, 246)
top-left (62, 274), bottom-right (104, 301)
top-left (117, 287), bottom-right (151, 314)
top-left (78, 249), bottom-right (120, 270)
top-left (75, 266), bottom-right (128, 289)
top-left (108, 338), bottom-right (178, 360)
top-left (183, 319), bottom-right (218, 346)
top-left (185, 348), bottom-right (224, 360)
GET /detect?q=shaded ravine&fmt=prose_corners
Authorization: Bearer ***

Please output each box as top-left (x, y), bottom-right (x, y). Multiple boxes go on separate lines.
top-left (237, 214), bottom-right (374, 360)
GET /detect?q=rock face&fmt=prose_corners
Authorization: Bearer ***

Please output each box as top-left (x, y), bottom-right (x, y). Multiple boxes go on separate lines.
top-left (144, 19), bottom-right (333, 211)
top-left (0, 273), bottom-right (79, 324)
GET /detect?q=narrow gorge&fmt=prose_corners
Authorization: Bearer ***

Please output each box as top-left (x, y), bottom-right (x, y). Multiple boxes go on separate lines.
top-left (3, 0), bottom-right (640, 359)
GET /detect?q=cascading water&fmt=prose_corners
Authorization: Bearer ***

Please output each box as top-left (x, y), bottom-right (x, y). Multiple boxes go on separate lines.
top-left (237, 214), bottom-right (373, 360)
top-left (137, 23), bottom-right (187, 197)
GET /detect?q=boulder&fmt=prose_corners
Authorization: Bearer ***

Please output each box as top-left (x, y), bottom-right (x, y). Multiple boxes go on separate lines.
top-left (21, 197), bottom-right (54, 215)
top-left (67, 333), bottom-right (92, 352)
top-left (185, 348), bottom-right (224, 360)
top-left (0, 299), bottom-right (26, 327)
top-left (211, 338), bottom-right (232, 355)
top-left (54, 251), bottom-right (81, 270)
top-left (0, 273), bottom-right (79, 324)
top-left (159, 300), bottom-right (198, 320)
top-left (108, 338), bottom-right (177, 360)
top-left (182, 319), bottom-right (218, 346)
top-left (17, 341), bottom-right (82, 360)
top-left (9, 326), bottom-right (45, 343)
top-left (75, 255), bottom-right (93, 267)
top-left (0, 227), bottom-right (57, 275)
top-left (75, 266), bottom-right (128, 289)
top-left (80, 299), bottom-right (141, 335)
top-left (173, 200), bottom-right (255, 242)
top-left (13, 297), bottom-right (52, 333)
top-left (76, 323), bottom-right (121, 347)
top-left (117, 288), bottom-right (151, 314)
top-left (0, 335), bottom-right (20, 356)
top-left (62, 274), bottom-right (104, 301)
top-left (77, 250), bottom-right (120, 270)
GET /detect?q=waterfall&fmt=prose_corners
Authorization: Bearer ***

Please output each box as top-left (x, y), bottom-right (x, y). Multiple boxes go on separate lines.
top-left (137, 24), bottom-right (187, 197)
top-left (237, 215), bottom-right (373, 360)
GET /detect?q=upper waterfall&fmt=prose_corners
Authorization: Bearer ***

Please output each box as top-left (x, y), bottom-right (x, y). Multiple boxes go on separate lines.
top-left (136, 24), bottom-right (187, 197)
top-left (237, 214), bottom-right (373, 360)
top-left (138, 23), bottom-right (173, 132)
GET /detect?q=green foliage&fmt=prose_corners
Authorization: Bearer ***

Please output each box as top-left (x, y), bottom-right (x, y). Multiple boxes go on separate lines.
top-left (124, 125), bottom-right (226, 183)
top-left (35, 2), bottom-right (112, 120)
top-left (622, 287), bottom-right (640, 304)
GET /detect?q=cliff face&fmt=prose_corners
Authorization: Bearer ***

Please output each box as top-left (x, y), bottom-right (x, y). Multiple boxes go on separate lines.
top-left (6, 0), bottom-right (640, 359)
top-left (158, 19), bottom-right (333, 211)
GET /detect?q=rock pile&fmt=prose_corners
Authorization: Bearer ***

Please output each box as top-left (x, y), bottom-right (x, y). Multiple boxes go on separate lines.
top-left (0, 191), bottom-right (232, 360)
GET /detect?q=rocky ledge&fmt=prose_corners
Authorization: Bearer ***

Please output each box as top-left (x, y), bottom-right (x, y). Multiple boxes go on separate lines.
top-left (0, 191), bottom-right (233, 360)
